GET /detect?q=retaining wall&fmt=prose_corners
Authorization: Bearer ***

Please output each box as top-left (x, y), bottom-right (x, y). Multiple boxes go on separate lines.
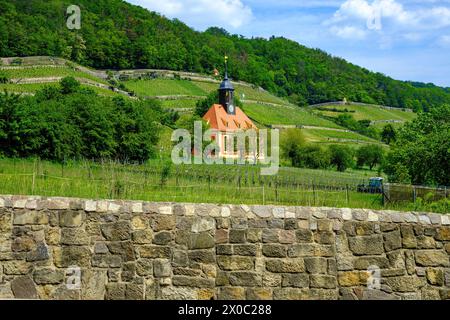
top-left (0, 195), bottom-right (449, 300)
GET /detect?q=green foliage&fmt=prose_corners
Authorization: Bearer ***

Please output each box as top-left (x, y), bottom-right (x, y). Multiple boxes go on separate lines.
top-left (60, 76), bottom-right (81, 94)
top-left (334, 114), bottom-right (379, 139)
top-left (329, 145), bottom-right (354, 172)
top-left (295, 144), bottom-right (331, 169)
top-left (281, 129), bottom-right (305, 166)
top-left (11, 58), bottom-right (22, 66)
top-left (381, 124), bottom-right (397, 144)
top-left (0, 79), bottom-right (160, 162)
top-left (409, 197), bottom-right (449, 214)
top-left (1, 0), bottom-right (449, 110)
top-left (356, 145), bottom-right (384, 170)
top-left (0, 71), bottom-right (8, 84)
top-left (383, 105), bottom-right (450, 186)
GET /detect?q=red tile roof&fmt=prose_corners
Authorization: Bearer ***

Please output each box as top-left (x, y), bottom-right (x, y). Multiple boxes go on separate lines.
top-left (203, 104), bottom-right (257, 131)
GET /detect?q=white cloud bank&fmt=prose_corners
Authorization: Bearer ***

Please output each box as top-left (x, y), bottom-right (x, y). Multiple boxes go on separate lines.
top-left (127, 0), bottom-right (253, 30)
top-left (328, 0), bottom-right (450, 42)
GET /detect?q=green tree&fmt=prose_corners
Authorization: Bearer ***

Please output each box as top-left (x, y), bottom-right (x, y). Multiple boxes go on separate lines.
top-left (111, 96), bottom-right (160, 162)
top-left (383, 105), bottom-right (450, 185)
top-left (381, 124), bottom-right (397, 144)
top-left (0, 77), bottom-right (161, 162)
top-left (356, 145), bottom-right (384, 170)
top-left (296, 144), bottom-right (330, 169)
top-left (329, 145), bottom-right (354, 172)
top-left (280, 129), bottom-right (305, 167)
top-left (60, 77), bottom-right (81, 94)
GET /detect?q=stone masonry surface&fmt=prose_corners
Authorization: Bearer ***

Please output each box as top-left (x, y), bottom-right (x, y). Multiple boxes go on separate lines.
top-left (0, 195), bottom-right (449, 300)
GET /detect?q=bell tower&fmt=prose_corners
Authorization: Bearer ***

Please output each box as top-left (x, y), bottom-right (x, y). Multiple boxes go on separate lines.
top-left (218, 56), bottom-right (235, 115)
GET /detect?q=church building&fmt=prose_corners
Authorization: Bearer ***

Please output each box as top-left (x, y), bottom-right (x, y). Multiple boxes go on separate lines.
top-left (202, 59), bottom-right (259, 161)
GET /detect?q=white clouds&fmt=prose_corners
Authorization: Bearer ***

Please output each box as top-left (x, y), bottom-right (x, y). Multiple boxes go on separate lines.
top-left (330, 25), bottom-right (367, 39)
top-left (328, 0), bottom-right (450, 42)
top-left (124, 0), bottom-right (450, 85)
top-left (127, 0), bottom-right (253, 30)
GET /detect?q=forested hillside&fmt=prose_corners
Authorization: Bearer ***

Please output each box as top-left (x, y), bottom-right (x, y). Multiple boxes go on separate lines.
top-left (1, 0), bottom-right (450, 110)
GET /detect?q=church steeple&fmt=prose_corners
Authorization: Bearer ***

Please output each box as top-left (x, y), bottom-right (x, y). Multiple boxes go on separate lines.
top-left (218, 56), bottom-right (235, 115)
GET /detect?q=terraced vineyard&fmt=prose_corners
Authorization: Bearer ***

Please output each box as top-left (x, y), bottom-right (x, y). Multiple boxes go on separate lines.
top-left (0, 82), bottom-right (119, 97)
top-left (124, 79), bottom-right (206, 97)
top-left (0, 65), bottom-right (108, 84)
top-left (160, 99), bottom-right (198, 109)
top-left (242, 103), bottom-right (342, 129)
top-left (0, 57), bottom-right (402, 147)
top-left (301, 128), bottom-right (382, 144)
top-left (313, 103), bottom-right (416, 125)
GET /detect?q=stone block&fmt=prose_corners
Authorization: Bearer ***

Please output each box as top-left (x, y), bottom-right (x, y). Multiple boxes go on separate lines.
top-left (13, 211), bottom-right (48, 225)
top-left (266, 259), bottom-right (305, 273)
top-left (11, 276), bottom-right (38, 299)
top-left (262, 244), bottom-right (287, 258)
top-left (217, 256), bottom-right (254, 271)
top-left (348, 235), bottom-right (384, 255)
top-left (101, 221), bottom-right (131, 241)
top-left (415, 250), bottom-right (449, 267)
top-left (59, 211), bottom-right (84, 227)
top-left (310, 275), bottom-right (337, 289)
top-left (281, 274), bottom-right (309, 288)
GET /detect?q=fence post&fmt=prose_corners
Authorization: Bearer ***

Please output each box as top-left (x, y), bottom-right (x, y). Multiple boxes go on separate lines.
top-left (346, 184), bottom-right (349, 206)
top-left (262, 184), bottom-right (265, 205)
top-left (32, 171), bottom-right (36, 196)
top-left (275, 179), bottom-right (279, 203)
top-left (413, 186), bottom-right (416, 203)
top-left (313, 183), bottom-right (316, 206)
top-left (208, 174), bottom-right (211, 192)
top-left (31, 159), bottom-right (36, 195)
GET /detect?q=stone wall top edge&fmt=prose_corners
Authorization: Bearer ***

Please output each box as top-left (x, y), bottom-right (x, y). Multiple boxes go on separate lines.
top-left (0, 194), bottom-right (447, 225)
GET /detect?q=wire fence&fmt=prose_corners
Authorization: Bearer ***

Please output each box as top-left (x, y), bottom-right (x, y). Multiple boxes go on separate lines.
top-left (384, 183), bottom-right (449, 204)
top-left (0, 159), bottom-right (383, 209)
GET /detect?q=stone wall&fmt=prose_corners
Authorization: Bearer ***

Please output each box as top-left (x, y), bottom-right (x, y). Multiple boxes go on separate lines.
top-left (0, 195), bottom-right (449, 300)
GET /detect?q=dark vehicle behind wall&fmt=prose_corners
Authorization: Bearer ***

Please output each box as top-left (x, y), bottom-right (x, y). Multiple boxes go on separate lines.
top-left (357, 177), bottom-right (384, 194)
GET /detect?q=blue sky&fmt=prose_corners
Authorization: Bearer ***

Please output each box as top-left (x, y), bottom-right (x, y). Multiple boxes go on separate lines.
top-left (127, 0), bottom-right (450, 87)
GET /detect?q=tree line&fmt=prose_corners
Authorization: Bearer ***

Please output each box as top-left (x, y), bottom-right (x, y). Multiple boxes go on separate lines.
top-left (0, 77), bottom-right (169, 162)
top-left (1, 0), bottom-right (449, 111)
top-left (281, 105), bottom-right (449, 187)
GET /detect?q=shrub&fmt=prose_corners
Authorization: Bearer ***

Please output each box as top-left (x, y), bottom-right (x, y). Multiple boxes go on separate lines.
top-left (0, 71), bottom-right (8, 84)
top-left (11, 58), bottom-right (23, 66)
top-left (60, 76), bottom-right (81, 94)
